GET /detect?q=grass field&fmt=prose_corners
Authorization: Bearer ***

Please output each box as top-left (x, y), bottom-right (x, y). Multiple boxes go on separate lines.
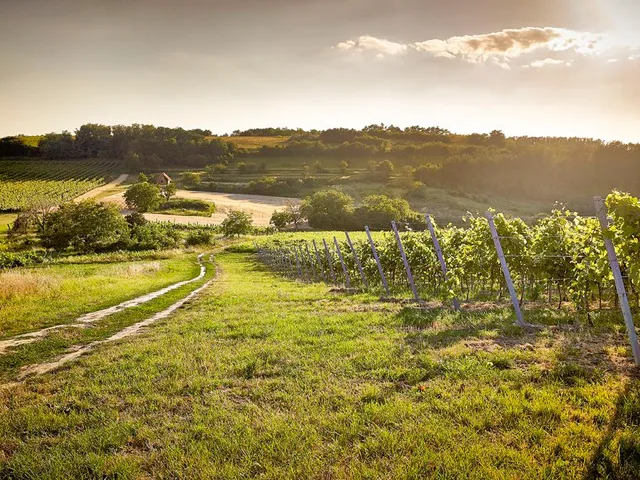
top-left (0, 252), bottom-right (201, 339)
top-left (1, 251), bottom-right (639, 477)
top-left (208, 136), bottom-right (289, 151)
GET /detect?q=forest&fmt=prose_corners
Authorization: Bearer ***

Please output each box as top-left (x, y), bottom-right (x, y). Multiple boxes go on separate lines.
top-left (2, 123), bottom-right (639, 204)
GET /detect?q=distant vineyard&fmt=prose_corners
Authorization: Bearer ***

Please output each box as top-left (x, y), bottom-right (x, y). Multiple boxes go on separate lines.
top-left (0, 159), bottom-right (120, 211)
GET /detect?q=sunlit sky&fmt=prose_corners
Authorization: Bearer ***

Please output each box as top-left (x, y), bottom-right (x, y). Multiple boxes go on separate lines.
top-left (1, 0), bottom-right (639, 141)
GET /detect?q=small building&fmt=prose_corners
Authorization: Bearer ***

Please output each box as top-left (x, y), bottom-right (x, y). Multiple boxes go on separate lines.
top-left (154, 172), bottom-right (172, 185)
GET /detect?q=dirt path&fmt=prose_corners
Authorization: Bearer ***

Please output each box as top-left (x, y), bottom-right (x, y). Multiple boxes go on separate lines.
top-left (102, 189), bottom-right (300, 227)
top-left (18, 261), bottom-right (216, 380)
top-left (75, 173), bottom-right (128, 201)
top-left (0, 254), bottom-right (207, 355)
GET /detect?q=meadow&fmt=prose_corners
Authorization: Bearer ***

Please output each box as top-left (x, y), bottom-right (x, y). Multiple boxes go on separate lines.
top-left (1, 251), bottom-right (638, 478)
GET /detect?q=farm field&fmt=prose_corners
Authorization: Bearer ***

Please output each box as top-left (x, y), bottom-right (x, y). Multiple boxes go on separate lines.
top-left (1, 251), bottom-right (638, 478)
top-left (0, 159), bottom-right (121, 211)
top-left (103, 189), bottom-right (300, 227)
top-left (207, 135), bottom-right (289, 150)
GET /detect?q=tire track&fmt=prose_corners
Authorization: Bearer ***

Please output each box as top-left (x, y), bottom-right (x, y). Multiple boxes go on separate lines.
top-left (0, 254), bottom-right (208, 355)
top-left (18, 265), bottom-right (216, 379)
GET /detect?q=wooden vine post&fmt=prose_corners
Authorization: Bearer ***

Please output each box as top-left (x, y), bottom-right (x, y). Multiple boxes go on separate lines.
top-left (365, 226), bottom-right (389, 295)
top-left (391, 221), bottom-right (419, 301)
top-left (594, 196), bottom-right (640, 365)
top-left (345, 232), bottom-right (368, 288)
top-left (426, 215), bottom-right (460, 311)
top-left (486, 212), bottom-right (525, 327)
top-left (333, 236), bottom-right (351, 288)
top-left (312, 240), bottom-right (325, 281)
top-left (322, 238), bottom-right (337, 284)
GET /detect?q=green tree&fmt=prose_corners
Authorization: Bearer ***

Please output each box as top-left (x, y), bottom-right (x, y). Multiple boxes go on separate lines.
top-left (162, 182), bottom-right (177, 200)
top-left (270, 210), bottom-right (292, 230)
top-left (301, 189), bottom-right (354, 230)
top-left (340, 160), bottom-right (349, 174)
top-left (221, 210), bottom-right (254, 237)
top-left (124, 182), bottom-right (162, 212)
top-left (40, 201), bottom-right (129, 252)
top-left (355, 195), bottom-right (412, 229)
top-left (181, 172), bottom-right (201, 188)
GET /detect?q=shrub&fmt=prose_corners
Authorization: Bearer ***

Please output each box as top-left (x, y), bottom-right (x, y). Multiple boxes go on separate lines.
top-left (185, 230), bottom-right (214, 246)
top-left (156, 198), bottom-right (216, 214)
top-left (41, 201), bottom-right (129, 252)
top-left (129, 223), bottom-right (181, 250)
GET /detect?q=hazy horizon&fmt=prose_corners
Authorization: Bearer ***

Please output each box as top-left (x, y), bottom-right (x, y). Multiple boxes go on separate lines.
top-left (1, 0), bottom-right (639, 142)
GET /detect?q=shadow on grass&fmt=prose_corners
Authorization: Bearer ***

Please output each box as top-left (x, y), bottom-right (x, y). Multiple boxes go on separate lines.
top-left (586, 379), bottom-right (640, 479)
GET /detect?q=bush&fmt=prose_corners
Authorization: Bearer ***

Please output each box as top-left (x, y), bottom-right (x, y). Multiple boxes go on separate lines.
top-left (185, 230), bottom-right (215, 246)
top-left (129, 222), bottom-right (181, 250)
top-left (0, 251), bottom-right (45, 269)
top-left (155, 198), bottom-right (216, 215)
top-left (125, 212), bottom-right (148, 227)
top-left (41, 201), bottom-right (129, 252)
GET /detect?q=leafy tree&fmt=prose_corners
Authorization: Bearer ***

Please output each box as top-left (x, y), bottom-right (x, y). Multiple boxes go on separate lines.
top-left (181, 172), bottom-right (201, 188)
top-left (488, 130), bottom-right (506, 147)
top-left (340, 160), bottom-right (349, 174)
top-left (124, 182), bottom-right (162, 212)
top-left (40, 201), bottom-right (129, 252)
top-left (75, 123), bottom-right (111, 157)
top-left (221, 210), bottom-right (254, 237)
top-left (355, 195), bottom-right (413, 229)
top-left (39, 131), bottom-right (76, 159)
top-left (270, 210), bottom-right (291, 230)
top-left (301, 189), bottom-right (355, 230)
top-left (162, 182), bottom-right (177, 200)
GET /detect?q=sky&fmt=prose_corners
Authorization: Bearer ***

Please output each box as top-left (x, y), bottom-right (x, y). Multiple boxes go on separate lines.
top-left (1, 0), bottom-right (639, 141)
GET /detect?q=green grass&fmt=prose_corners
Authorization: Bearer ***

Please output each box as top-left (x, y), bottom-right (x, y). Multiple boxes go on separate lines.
top-left (1, 252), bottom-right (639, 478)
top-left (0, 213), bottom-right (16, 234)
top-left (0, 253), bottom-right (201, 339)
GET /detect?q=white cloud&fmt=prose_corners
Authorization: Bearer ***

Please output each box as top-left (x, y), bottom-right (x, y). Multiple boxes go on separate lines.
top-left (334, 27), bottom-right (639, 68)
top-left (334, 35), bottom-right (407, 56)
top-left (527, 58), bottom-right (571, 68)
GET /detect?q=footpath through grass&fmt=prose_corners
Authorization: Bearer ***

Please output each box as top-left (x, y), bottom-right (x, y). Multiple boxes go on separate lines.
top-left (0, 253), bottom-right (202, 339)
top-left (1, 252), bottom-right (640, 478)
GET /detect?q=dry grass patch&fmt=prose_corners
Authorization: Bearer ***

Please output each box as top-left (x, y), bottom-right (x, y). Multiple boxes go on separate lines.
top-left (0, 271), bottom-right (59, 302)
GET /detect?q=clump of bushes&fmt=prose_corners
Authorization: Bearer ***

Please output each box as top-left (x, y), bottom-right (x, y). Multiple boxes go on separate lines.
top-left (301, 189), bottom-right (424, 231)
top-left (154, 198), bottom-right (216, 217)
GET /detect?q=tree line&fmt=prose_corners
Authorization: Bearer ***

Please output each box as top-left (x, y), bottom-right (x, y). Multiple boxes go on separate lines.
top-left (0, 124), bottom-right (237, 169)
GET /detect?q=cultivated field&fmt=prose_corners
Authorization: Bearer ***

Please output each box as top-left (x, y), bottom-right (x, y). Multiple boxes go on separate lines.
top-left (0, 159), bottom-right (120, 211)
top-left (102, 189), bottom-right (300, 227)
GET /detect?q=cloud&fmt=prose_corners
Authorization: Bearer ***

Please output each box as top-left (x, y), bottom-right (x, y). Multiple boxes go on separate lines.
top-left (335, 35), bottom-right (407, 57)
top-left (526, 58), bottom-right (571, 68)
top-left (334, 27), bottom-right (638, 68)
